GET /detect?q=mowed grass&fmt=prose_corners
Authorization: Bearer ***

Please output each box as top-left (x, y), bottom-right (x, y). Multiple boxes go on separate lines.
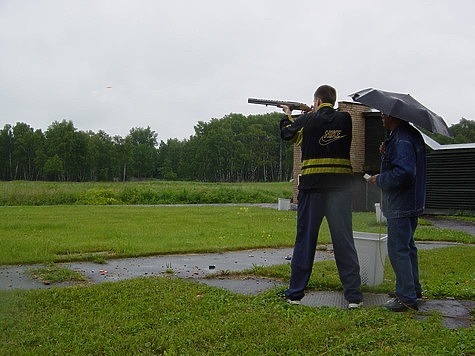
top-left (0, 182), bottom-right (475, 355)
top-left (1, 205), bottom-right (473, 265)
top-left (0, 183), bottom-right (474, 355)
top-left (1, 277), bottom-right (473, 355)
top-left (0, 205), bottom-right (297, 265)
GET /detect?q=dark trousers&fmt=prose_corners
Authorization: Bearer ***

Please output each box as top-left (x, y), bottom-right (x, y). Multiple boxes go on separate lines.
top-left (387, 216), bottom-right (422, 304)
top-left (285, 189), bottom-right (362, 303)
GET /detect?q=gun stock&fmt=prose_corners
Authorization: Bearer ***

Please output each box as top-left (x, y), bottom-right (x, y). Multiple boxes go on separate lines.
top-left (248, 98), bottom-right (312, 112)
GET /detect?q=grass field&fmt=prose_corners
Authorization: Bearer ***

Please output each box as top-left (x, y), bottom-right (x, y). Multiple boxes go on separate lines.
top-left (1, 205), bottom-right (473, 265)
top-left (1, 277), bottom-right (473, 355)
top-left (0, 181), bottom-right (474, 355)
top-left (0, 180), bottom-right (293, 206)
top-left (0, 205), bottom-right (297, 265)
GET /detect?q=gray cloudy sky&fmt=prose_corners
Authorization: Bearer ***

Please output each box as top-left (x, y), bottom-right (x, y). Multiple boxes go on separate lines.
top-left (1, 0), bottom-right (474, 141)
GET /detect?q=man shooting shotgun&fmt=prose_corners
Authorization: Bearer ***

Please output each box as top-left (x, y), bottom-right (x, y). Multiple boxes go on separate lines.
top-left (248, 98), bottom-right (312, 114)
top-left (258, 85), bottom-right (363, 309)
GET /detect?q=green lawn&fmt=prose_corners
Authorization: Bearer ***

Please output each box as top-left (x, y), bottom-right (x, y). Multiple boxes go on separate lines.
top-left (1, 205), bottom-right (473, 266)
top-left (1, 277), bottom-right (473, 355)
top-left (0, 203), bottom-right (474, 354)
top-left (0, 205), bottom-right (297, 265)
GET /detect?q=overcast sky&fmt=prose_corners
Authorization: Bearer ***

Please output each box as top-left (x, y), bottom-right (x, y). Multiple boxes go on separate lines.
top-left (1, 0), bottom-right (474, 142)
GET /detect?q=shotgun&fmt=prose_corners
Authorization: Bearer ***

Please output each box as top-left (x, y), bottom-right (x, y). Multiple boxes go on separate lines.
top-left (247, 98), bottom-right (312, 112)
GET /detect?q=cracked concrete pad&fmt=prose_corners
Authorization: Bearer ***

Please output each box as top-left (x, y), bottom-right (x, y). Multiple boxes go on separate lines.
top-left (1, 243), bottom-right (473, 329)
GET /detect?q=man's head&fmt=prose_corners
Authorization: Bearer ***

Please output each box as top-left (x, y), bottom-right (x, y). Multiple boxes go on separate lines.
top-left (314, 85), bottom-right (337, 107)
top-left (381, 113), bottom-right (404, 131)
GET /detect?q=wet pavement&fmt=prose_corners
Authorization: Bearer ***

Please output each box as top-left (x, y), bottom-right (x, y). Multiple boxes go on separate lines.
top-left (1, 241), bottom-right (473, 329)
top-left (424, 215), bottom-right (475, 236)
top-left (0, 247), bottom-right (307, 291)
top-left (0, 241), bottom-right (462, 291)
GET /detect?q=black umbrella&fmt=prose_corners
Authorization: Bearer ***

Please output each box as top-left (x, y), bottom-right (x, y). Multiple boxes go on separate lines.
top-left (351, 88), bottom-right (452, 137)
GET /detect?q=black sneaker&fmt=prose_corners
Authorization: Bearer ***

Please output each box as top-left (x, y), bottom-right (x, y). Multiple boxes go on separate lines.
top-left (384, 298), bottom-right (418, 312)
top-left (388, 291), bottom-right (423, 299)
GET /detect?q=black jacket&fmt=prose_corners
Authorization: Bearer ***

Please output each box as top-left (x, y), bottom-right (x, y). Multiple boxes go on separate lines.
top-left (280, 105), bottom-right (353, 191)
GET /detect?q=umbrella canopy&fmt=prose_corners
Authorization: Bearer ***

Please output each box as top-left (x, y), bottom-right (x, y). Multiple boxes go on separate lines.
top-left (351, 88), bottom-right (452, 137)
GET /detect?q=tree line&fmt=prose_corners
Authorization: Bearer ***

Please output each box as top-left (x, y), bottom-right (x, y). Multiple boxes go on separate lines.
top-left (1, 114), bottom-right (473, 183)
top-left (0, 113), bottom-right (294, 182)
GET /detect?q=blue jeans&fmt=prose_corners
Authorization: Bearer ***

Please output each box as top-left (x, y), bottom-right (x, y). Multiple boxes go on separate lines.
top-left (285, 189), bottom-right (362, 303)
top-left (386, 216), bottom-right (422, 304)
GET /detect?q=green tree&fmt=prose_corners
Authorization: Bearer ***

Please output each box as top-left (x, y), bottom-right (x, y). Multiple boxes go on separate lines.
top-left (87, 130), bottom-right (115, 181)
top-left (174, 112), bottom-right (293, 182)
top-left (448, 118), bottom-right (475, 143)
top-left (34, 136), bottom-right (48, 181)
top-left (44, 120), bottom-right (89, 181)
top-left (125, 127), bottom-right (159, 179)
top-left (157, 138), bottom-right (189, 180)
top-left (44, 120), bottom-right (76, 181)
top-left (11, 122), bottom-right (43, 180)
top-left (0, 124), bottom-right (13, 180)
top-left (72, 130), bottom-right (90, 181)
top-left (43, 154), bottom-right (64, 181)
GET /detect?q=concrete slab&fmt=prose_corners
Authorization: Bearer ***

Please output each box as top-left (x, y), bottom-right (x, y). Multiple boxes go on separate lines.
top-left (1, 242), bottom-right (473, 329)
top-left (0, 248), bottom-right (333, 291)
top-left (63, 247), bottom-right (331, 286)
top-left (0, 242), bottom-right (461, 291)
top-left (417, 299), bottom-right (475, 329)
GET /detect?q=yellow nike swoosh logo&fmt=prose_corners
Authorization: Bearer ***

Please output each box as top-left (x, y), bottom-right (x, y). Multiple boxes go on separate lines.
top-left (319, 135), bottom-right (346, 146)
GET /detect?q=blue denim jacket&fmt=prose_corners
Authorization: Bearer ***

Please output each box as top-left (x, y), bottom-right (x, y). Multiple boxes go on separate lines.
top-left (376, 123), bottom-right (426, 218)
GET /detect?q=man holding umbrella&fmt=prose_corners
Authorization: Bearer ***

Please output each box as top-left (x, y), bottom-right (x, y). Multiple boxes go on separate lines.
top-left (352, 88), bottom-right (451, 312)
top-left (368, 114), bottom-right (425, 311)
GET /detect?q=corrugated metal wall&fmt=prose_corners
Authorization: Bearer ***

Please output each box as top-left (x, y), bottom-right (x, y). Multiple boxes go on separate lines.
top-left (425, 149), bottom-right (475, 213)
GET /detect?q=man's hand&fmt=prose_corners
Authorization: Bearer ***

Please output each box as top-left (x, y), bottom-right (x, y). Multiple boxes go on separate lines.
top-left (368, 174), bottom-right (378, 184)
top-left (280, 104), bottom-right (292, 116)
